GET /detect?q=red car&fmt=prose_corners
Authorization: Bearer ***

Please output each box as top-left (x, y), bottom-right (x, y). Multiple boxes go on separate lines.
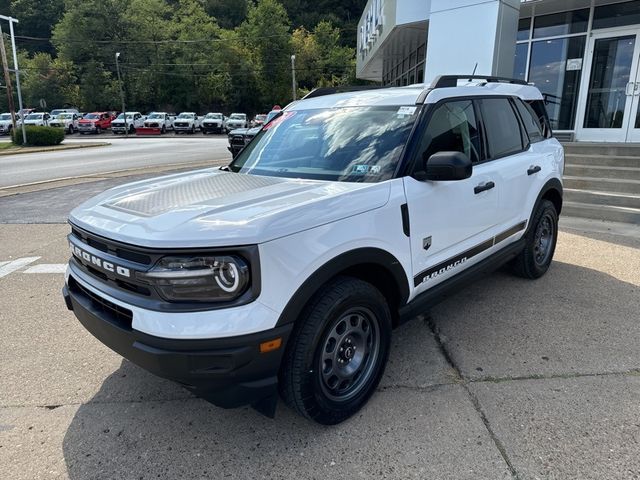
top-left (77, 112), bottom-right (114, 134)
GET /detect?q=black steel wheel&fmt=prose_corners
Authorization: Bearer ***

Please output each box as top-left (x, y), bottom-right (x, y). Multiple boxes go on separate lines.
top-left (280, 276), bottom-right (391, 425)
top-left (512, 199), bottom-right (558, 279)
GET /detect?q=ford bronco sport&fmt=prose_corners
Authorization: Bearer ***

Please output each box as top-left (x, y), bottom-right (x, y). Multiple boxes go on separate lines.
top-left (63, 76), bottom-right (564, 425)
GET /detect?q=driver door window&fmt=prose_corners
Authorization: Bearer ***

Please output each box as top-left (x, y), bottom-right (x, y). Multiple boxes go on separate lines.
top-left (416, 100), bottom-right (482, 169)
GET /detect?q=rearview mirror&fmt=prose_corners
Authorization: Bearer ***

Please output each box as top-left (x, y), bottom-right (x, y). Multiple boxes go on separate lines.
top-left (422, 151), bottom-right (472, 181)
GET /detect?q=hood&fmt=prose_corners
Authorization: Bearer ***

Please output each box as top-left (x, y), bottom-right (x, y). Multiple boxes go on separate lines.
top-left (229, 127), bottom-right (250, 135)
top-left (69, 169), bottom-right (391, 248)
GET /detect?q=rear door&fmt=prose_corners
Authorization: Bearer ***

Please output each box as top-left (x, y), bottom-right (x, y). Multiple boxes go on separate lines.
top-left (404, 99), bottom-right (502, 295)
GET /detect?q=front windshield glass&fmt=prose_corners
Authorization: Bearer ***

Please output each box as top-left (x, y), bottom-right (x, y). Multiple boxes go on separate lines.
top-left (178, 113), bottom-right (194, 119)
top-left (0, 113), bottom-right (11, 120)
top-left (229, 106), bottom-right (418, 183)
top-left (116, 114), bottom-right (134, 120)
top-left (230, 114), bottom-right (244, 120)
top-left (255, 115), bottom-right (266, 121)
top-left (84, 113), bottom-right (99, 119)
top-left (58, 113), bottom-right (73, 119)
top-left (148, 113), bottom-right (163, 119)
top-left (26, 114), bottom-right (43, 120)
top-left (205, 113), bottom-right (222, 119)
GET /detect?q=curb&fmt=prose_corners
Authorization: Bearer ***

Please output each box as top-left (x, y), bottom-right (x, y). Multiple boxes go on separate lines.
top-left (0, 142), bottom-right (111, 156)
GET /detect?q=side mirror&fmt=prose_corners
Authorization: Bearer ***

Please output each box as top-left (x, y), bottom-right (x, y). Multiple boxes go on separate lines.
top-left (422, 151), bottom-right (472, 181)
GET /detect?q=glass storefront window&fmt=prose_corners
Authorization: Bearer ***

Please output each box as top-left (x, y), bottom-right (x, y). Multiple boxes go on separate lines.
top-left (533, 9), bottom-right (589, 39)
top-left (518, 18), bottom-right (531, 41)
top-left (416, 63), bottom-right (424, 83)
top-left (528, 36), bottom-right (586, 130)
top-left (514, 43), bottom-right (528, 80)
top-left (593, 1), bottom-right (640, 30)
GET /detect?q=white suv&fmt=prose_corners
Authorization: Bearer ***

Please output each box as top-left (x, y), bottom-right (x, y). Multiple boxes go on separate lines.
top-left (63, 76), bottom-right (564, 425)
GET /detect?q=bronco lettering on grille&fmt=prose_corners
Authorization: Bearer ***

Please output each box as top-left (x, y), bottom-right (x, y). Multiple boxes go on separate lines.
top-left (69, 243), bottom-right (131, 278)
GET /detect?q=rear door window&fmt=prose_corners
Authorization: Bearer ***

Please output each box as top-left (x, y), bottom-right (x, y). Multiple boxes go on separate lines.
top-left (479, 98), bottom-right (525, 159)
top-left (514, 99), bottom-right (544, 143)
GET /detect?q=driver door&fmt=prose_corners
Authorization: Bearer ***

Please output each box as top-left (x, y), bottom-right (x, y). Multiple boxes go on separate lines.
top-left (404, 99), bottom-right (501, 295)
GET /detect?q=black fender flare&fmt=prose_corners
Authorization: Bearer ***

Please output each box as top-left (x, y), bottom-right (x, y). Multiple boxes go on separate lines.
top-left (526, 178), bottom-right (563, 235)
top-left (275, 247), bottom-right (410, 327)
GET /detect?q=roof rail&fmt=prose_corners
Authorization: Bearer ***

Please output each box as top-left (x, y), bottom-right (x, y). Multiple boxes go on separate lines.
top-left (430, 75), bottom-right (529, 89)
top-left (302, 85), bottom-right (387, 100)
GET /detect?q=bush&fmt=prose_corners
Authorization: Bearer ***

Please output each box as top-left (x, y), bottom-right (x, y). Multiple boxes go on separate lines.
top-left (12, 126), bottom-right (65, 146)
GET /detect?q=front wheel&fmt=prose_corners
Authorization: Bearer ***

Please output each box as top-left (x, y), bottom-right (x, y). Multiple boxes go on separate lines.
top-left (512, 199), bottom-right (558, 279)
top-left (96, 125), bottom-right (101, 134)
top-left (279, 276), bottom-right (391, 425)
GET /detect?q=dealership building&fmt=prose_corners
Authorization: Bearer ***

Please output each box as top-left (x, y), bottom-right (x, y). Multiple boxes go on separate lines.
top-left (356, 0), bottom-right (640, 143)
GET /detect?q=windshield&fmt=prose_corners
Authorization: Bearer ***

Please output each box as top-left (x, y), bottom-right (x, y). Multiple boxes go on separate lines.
top-left (255, 115), bottom-right (266, 121)
top-left (50, 110), bottom-right (64, 116)
top-left (116, 113), bottom-right (134, 120)
top-left (229, 106), bottom-right (418, 183)
top-left (58, 113), bottom-right (73, 119)
top-left (230, 114), bottom-right (245, 120)
top-left (84, 113), bottom-right (99, 119)
top-left (148, 113), bottom-right (163, 119)
top-left (26, 114), bottom-right (43, 120)
top-left (0, 113), bottom-right (11, 120)
top-left (178, 113), bottom-right (194, 119)
top-left (205, 113), bottom-right (222, 119)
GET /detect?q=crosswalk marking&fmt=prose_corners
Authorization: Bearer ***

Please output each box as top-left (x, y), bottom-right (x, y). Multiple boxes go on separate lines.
top-left (0, 257), bottom-right (41, 278)
top-left (23, 264), bottom-right (68, 274)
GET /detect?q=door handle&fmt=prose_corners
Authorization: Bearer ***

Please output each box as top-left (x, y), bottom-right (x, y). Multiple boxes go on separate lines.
top-left (474, 181), bottom-right (495, 194)
top-left (527, 165), bottom-right (542, 176)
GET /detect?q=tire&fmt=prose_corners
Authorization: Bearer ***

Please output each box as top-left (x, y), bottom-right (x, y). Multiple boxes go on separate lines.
top-left (512, 199), bottom-right (558, 279)
top-left (161, 125), bottom-right (166, 134)
top-left (279, 276), bottom-right (392, 425)
top-left (190, 126), bottom-right (195, 134)
top-left (129, 125), bottom-right (135, 134)
top-left (96, 125), bottom-right (102, 134)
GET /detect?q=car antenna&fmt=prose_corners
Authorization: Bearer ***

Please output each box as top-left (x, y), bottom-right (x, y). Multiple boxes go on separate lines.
top-left (468, 63), bottom-right (478, 82)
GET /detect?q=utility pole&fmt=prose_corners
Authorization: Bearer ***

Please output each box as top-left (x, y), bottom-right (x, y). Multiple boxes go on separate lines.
top-left (115, 52), bottom-right (128, 137)
top-left (0, 25), bottom-right (16, 133)
top-left (0, 15), bottom-right (26, 145)
top-left (291, 54), bottom-right (297, 101)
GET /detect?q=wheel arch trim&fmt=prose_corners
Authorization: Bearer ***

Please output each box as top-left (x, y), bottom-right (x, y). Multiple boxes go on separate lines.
top-left (275, 247), bottom-right (410, 328)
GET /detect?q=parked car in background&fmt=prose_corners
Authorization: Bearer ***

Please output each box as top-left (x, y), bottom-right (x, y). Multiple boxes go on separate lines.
top-left (78, 112), bottom-right (114, 134)
top-left (142, 112), bottom-right (174, 133)
top-left (227, 109), bottom-right (283, 157)
top-left (250, 114), bottom-right (267, 128)
top-left (201, 112), bottom-right (225, 134)
top-left (111, 112), bottom-right (144, 134)
top-left (225, 113), bottom-right (247, 131)
top-left (173, 112), bottom-right (200, 134)
top-left (23, 112), bottom-right (51, 127)
top-left (50, 112), bottom-right (80, 134)
top-left (50, 108), bottom-right (79, 117)
top-left (0, 112), bottom-right (21, 135)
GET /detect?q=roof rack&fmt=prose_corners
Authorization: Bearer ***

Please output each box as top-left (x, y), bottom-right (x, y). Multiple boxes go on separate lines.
top-left (302, 85), bottom-right (387, 100)
top-left (430, 75), bottom-right (529, 89)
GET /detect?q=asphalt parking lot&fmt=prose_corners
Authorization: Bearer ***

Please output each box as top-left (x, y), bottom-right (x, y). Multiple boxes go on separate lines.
top-left (0, 167), bottom-right (639, 479)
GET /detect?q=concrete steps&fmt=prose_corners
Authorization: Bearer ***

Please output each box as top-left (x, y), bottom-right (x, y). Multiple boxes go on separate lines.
top-left (561, 143), bottom-right (640, 225)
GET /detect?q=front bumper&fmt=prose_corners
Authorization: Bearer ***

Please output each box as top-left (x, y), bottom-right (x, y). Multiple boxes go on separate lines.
top-left (201, 123), bottom-right (223, 132)
top-left (78, 124), bottom-right (97, 132)
top-left (63, 277), bottom-right (292, 411)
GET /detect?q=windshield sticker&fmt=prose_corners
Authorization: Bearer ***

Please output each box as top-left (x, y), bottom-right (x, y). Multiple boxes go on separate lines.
top-left (352, 165), bottom-right (382, 175)
top-left (397, 106), bottom-right (417, 116)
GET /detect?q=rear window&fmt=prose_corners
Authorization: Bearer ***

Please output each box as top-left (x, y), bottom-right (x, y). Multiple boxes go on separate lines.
top-left (514, 99), bottom-right (544, 143)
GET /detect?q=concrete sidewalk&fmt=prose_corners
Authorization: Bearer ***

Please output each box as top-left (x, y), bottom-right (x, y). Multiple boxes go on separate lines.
top-left (0, 222), bottom-right (638, 479)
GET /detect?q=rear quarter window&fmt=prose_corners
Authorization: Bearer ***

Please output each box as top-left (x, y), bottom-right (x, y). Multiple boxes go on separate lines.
top-left (514, 99), bottom-right (544, 143)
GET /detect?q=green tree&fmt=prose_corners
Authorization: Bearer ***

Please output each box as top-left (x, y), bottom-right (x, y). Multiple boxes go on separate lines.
top-left (21, 52), bottom-right (81, 109)
top-left (10, 0), bottom-right (65, 54)
top-left (237, 0), bottom-right (292, 106)
top-left (204, 0), bottom-right (248, 29)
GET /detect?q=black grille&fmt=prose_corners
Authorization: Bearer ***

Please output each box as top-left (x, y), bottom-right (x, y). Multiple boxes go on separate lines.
top-left (69, 276), bottom-right (133, 329)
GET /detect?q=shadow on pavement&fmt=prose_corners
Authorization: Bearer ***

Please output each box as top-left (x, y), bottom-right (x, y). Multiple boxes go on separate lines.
top-left (60, 259), bottom-right (639, 479)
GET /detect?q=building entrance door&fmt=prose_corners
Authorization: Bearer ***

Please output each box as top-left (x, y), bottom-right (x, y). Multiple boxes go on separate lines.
top-left (576, 29), bottom-right (640, 142)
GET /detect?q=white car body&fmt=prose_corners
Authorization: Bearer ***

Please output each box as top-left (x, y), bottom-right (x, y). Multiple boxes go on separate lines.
top-left (49, 113), bottom-right (80, 133)
top-left (0, 113), bottom-right (21, 134)
top-left (23, 112), bottom-right (51, 127)
top-left (111, 112), bottom-right (144, 134)
top-left (225, 113), bottom-right (247, 131)
top-left (64, 79), bottom-right (564, 422)
top-left (173, 112), bottom-right (200, 133)
top-left (143, 112), bottom-right (174, 131)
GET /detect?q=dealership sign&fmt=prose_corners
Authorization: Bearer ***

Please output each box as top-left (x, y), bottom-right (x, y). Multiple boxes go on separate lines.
top-left (359, 0), bottom-right (383, 59)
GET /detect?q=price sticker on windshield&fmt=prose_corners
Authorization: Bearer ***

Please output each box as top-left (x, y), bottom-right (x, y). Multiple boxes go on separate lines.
top-left (397, 106), bottom-right (417, 116)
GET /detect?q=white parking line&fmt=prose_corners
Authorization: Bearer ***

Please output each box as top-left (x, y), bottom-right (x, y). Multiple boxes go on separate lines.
top-left (23, 264), bottom-right (67, 274)
top-left (0, 257), bottom-right (41, 278)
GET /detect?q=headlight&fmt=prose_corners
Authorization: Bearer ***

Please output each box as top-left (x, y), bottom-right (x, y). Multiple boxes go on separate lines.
top-left (139, 255), bottom-right (250, 302)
